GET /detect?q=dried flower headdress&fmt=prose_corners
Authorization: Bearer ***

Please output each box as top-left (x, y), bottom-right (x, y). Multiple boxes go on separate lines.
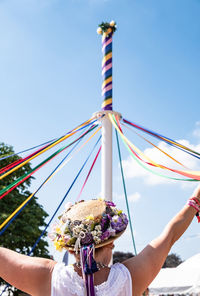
top-left (49, 199), bottom-right (128, 252)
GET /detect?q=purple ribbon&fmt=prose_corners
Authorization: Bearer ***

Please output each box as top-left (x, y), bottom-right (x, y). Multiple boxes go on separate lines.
top-left (80, 244), bottom-right (97, 296)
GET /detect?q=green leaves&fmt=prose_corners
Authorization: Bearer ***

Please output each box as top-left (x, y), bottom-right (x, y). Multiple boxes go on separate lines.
top-left (0, 142), bottom-right (50, 295)
top-left (97, 21), bottom-right (117, 35)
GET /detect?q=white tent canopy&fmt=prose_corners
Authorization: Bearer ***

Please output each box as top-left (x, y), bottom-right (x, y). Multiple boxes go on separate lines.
top-left (149, 253), bottom-right (200, 295)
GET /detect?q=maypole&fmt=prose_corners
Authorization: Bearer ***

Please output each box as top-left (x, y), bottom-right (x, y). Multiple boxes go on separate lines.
top-left (95, 21), bottom-right (119, 201)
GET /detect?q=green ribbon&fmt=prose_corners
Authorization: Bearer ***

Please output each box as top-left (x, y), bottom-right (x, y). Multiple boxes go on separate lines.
top-left (0, 125), bottom-right (97, 197)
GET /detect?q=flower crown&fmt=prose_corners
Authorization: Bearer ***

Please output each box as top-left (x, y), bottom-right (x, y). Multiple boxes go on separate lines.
top-left (49, 199), bottom-right (128, 252)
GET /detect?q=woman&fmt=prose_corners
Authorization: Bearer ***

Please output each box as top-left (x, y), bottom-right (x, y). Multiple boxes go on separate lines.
top-left (0, 184), bottom-right (200, 296)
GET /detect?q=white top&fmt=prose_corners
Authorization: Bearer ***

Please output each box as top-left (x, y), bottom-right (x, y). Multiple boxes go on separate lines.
top-left (51, 262), bottom-right (132, 296)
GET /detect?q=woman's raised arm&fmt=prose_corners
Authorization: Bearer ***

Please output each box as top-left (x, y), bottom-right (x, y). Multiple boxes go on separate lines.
top-left (123, 184), bottom-right (200, 296)
top-left (0, 247), bottom-right (56, 295)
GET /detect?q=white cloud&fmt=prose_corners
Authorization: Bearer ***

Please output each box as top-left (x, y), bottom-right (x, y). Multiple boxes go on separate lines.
top-left (193, 121), bottom-right (200, 139)
top-left (113, 192), bottom-right (142, 203)
top-left (122, 138), bottom-right (200, 186)
top-left (183, 233), bottom-right (200, 241)
top-left (128, 192), bottom-right (141, 203)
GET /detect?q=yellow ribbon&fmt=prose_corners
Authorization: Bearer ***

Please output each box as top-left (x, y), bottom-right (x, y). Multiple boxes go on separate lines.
top-left (110, 114), bottom-right (200, 177)
top-left (109, 114), bottom-right (162, 168)
top-left (121, 123), bottom-right (187, 169)
top-left (102, 52), bottom-right (112, 67)
top-left (102, 77), bottom-right (112, 89)
top-left (101, 98), bottom-right (112, 108)
top-left (0, 126), bottom-right (101, 231)
top-left (0, 117), bottom-right (94, 181)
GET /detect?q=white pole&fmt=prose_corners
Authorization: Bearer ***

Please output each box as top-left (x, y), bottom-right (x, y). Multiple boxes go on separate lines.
top-left (101, 113), bottom-right (112, 201)
top-left (101, 112), bottom-right (112, 266)
top-left (97, 22), bottom-right (117, 202)
top-left (97, 21), bottom-right (117, 264)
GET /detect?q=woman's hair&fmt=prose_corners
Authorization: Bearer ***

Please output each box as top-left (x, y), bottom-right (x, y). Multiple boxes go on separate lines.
top-left (69, 243), bottom-right (113, 261)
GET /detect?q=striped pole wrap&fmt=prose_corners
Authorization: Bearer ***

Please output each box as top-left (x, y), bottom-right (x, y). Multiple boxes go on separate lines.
top-left (101, 32), bottom-right (113, 110)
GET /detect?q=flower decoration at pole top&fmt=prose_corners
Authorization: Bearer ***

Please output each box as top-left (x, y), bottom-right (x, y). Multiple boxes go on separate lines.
top-left (97, 21), bottom-right (117, 36)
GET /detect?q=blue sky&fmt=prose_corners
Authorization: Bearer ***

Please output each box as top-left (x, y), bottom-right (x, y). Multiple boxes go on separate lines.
top-left (0, 0), bottom-right (200, 263)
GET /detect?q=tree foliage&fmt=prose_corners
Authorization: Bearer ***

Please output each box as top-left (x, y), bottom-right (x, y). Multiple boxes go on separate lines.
top-left (113, 251), bottom-right (134, 264)
top-left (0, 142), bottom-right (50, 294)
top-left (113, 250), bottom-right (182, 269)
top-left (162, 253), bottom-right (183, 268)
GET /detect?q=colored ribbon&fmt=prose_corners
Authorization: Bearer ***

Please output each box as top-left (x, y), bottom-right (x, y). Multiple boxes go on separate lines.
top-left (123, 118), bottom-right (200, 159)
top-left (0, 117), bottom-right (97, 181)
top-left (112, 114), bottom-right (200, 179)
top-left (115, 129), bottom-right (137, 255)
top-left (121, 122), bottom-right (187, 169)
top-left (0, 125), bottom-right (99, 200)
top-left (76, 146), bottom-right (102, 201)
top-left (80, 245), bottom-right (97, 296)
top-left (0, 139), bottom-right (56, 162)
top-left (0, 117), bottom-right (98, 163)
top-left (0, 130), bottom-right (101, 233)
top-left (110, 114), bottom-right (199, 181)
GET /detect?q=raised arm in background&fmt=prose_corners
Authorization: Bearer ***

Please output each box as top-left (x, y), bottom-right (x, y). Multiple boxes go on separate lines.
top-left (123, 184), bottom-right (200, 296)
top-left (0, 248), bottom-right (56, 296)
